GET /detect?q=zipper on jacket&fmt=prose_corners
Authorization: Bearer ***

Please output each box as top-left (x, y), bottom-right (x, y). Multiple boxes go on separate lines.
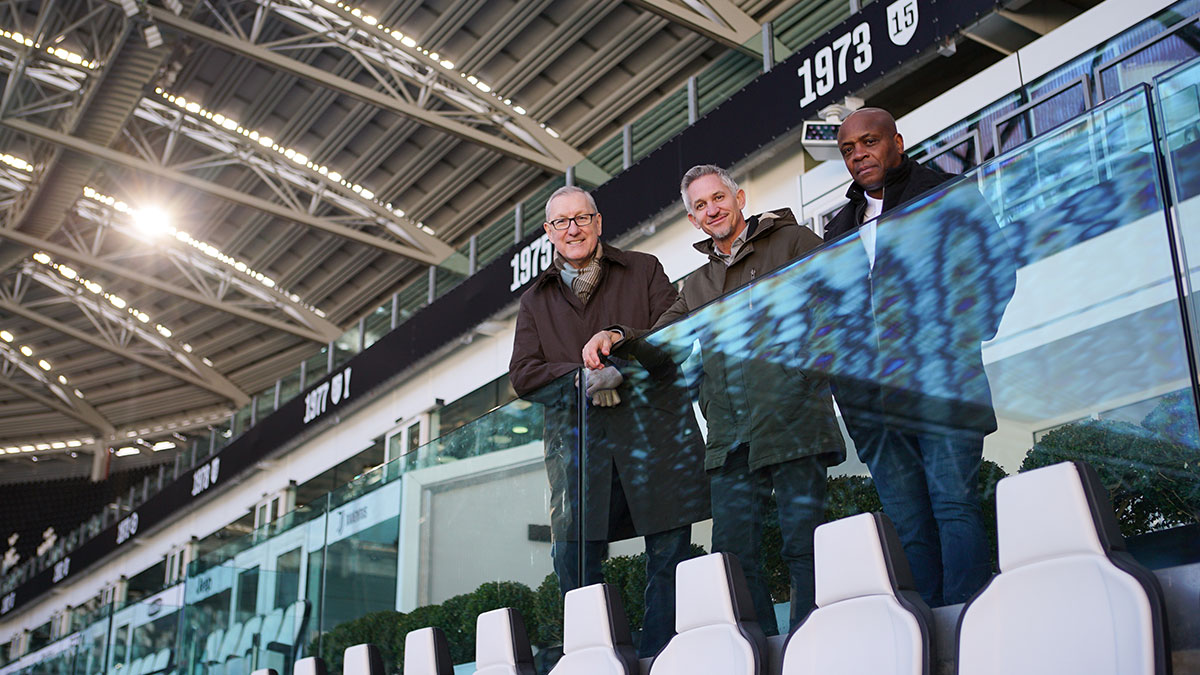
top-left (749, 268), bottom-right (756, 309)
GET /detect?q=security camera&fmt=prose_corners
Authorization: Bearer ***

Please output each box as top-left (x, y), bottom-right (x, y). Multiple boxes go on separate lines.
top-left (801, 97), bottom-right (863, 162)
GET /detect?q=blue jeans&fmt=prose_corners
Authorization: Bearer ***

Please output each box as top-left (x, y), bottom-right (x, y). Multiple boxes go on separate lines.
top-left (852, 425), bottom-right (990, 606)
top-left (710, 447), bottom-right (826, 635)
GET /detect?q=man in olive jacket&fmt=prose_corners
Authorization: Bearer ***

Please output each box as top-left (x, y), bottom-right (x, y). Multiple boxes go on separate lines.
top-left (509, 186), bottom-right (709, 657)
top-left (583, 165), bottom-right (844, 634)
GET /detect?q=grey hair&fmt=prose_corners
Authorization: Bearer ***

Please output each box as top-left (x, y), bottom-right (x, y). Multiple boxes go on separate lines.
top-left (680, 164), bottom-right (739, 215)
top-left (544, 185), bottom-right (599, 221)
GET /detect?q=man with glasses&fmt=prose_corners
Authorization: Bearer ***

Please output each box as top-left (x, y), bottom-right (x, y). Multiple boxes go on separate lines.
top-left (510, 186), bottom-right (708, 657)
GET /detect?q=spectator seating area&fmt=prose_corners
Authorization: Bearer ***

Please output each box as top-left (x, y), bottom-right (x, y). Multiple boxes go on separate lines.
top-left (249, 460), bottom-right (1171, 675)
top-left (201, 600), bottom-right (309, 675)
top-left (0, 467), bottom-right (159, 562)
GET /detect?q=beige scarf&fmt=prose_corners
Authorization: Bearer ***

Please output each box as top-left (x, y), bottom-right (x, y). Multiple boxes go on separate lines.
top-left (554, 244), bottom-right (604, 303)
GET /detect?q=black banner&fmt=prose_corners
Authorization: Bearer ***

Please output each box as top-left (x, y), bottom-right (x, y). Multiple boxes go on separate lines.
top-left (1, 0), bottom-right (1000, 618)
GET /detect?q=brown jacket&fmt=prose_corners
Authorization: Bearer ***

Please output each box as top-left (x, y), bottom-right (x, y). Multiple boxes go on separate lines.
top-left (509, 243), bottom-right (710, 540)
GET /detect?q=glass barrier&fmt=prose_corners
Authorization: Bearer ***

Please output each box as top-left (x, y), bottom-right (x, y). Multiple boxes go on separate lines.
top-left (170, 378), bottom-right (575, 674)
top-left (591, 84), bottom-right (1198, 642)
top-left (1157, 56), bottom-right (1200, 362)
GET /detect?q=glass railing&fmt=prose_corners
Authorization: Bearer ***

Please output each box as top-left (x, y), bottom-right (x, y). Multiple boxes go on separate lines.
top-left (14, 5), bottom-right (1200, 668)
top-left (0, 591), bottom-right (180, 675)
top-left (171, 389), bottom-right (560, 673)
top-left (110, 82), bottom-right (1189, 673)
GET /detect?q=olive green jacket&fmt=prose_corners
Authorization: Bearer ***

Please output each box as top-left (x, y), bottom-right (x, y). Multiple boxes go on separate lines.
top-left (617, 209), bottom-right (846, 471)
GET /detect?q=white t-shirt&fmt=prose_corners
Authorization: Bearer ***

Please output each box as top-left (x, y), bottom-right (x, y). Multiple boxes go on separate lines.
top-left (861, 194), bottom-right (884, 270)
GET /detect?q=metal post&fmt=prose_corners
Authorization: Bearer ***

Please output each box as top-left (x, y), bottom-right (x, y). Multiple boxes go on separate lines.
top-left (468, 235), bottom-right (478, 275)
top-left (390, 292), bottom-right (400, 329)
top-left (326, 341), bottom-right (335, 373)
top-left (514, 202), bottom-right (524, 243)
top-left (849, 0), bottom-right (860, 12)
top-left (274, 379), bottom-right (282, 410)
top-left (762, 22), bottom-right (774, 72)
top-left (687, 76), bottom-right (698, 125)
top-left (249, 394), bottom-right (257, 427)
top-left (565, 166), bottom-right (575, 186)
top-left (208, 427), bottom-right (216, 456)
top-left (298, 358), bottom-right (307, 391)
top-left (622, 124), bottom-right (633, 169)
top-left (357, 317), bottom-right (366, 352)
top-left (427, 266), bottom-right (436, 305)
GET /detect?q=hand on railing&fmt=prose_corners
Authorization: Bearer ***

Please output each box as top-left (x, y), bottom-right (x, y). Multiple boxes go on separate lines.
top-left (582, 330), bottom-right (623, 370)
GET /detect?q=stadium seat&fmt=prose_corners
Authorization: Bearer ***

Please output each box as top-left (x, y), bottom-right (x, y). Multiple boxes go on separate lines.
top-left (780, 512), bottom-right (932, 675)
top-left (648, 552), bottom-right (766, 675)
top-left (258, 607), bottom-right (285, 651)
top-left (403, 626), bottom-right (453, 675)
top-left (292, 656), bottom-right (327, 675)
top-left (267, 600), bottom-right (310, 659)
top-left (202, 628), bottom-right (226, 667)
top-left (343, 643), bottom-right (386, 675)
top-left (227, 614), bottom-right (265, 672)
top-left (474, 607), bottom-right (536, 675)
top-left (550, 583), bottom-right (637, 675)
top-left (146, 648), bottom-right (171, 674)
top-left (956, 461), bottom-right (1170, 675)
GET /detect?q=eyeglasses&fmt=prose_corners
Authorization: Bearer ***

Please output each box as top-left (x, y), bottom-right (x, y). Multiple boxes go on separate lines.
top-left (547, 213), bottom-right (597, 230)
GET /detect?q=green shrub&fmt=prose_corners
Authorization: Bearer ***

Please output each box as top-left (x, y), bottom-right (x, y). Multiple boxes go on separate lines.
top-left (1022, 417), bottom-right (1200, 536)
top-left (532, 573), bottom-right (563, 647)
top-left (310, 610), bottom-right (406, 674)
top-left (457, 581), bottom-right (538, 656)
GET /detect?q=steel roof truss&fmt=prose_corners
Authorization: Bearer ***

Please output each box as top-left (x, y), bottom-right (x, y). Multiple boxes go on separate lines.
top-left (628, 0), bottom-right (760, 51)
top-left (129, 97), bottom-right (452, 257)
top-left (0, 340), bottom-right (115, 435)
top-left (145, 4), bottom-right (584, 173)
top-left (0, 117), bottom-right (448, 264)
top-left (0, 296), bottom-right (249, 409)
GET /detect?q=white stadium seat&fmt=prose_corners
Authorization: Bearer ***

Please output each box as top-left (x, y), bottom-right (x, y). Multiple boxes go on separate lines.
top-left (550, 583), bottom-right (638, 675)
top-left (403, 626), bottom-right (454, 675)
top-left (956, 460), bottom-right (1169, 675)
top-left (473, 607), bottom-right (536, 675)
top-left (781, 512), bottom-right (932, 675)
top-left (648, 552), bottom-right (766, 675)
top-left (291, 656), bottom-right (327, 675)
top-left (343, 643), bottom-right (386, 675)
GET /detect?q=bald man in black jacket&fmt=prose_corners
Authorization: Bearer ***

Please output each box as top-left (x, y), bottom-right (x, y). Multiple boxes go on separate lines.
top-left (824, 108), bottom-right (1016, 607)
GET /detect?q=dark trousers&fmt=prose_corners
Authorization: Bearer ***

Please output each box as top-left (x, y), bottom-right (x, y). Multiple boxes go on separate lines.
top-left (550, 465), bottom-right (692, 658)
top-left (851, 424), bottom-right (991, 606)
top-left (710, 447), bottom-right (827, 635)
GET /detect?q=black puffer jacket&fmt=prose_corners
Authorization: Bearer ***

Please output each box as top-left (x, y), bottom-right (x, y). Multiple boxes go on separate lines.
top-left (821, 156), bottom-right (1017, 436)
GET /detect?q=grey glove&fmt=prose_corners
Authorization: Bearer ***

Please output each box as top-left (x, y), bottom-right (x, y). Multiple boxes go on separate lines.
top-left (584, 365), bottom-right (623, 398)
top-left (592, 389), bottom-right (621, 407)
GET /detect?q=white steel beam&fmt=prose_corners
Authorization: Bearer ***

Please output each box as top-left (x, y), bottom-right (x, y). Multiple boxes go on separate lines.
top-left (0, 344), bottom-right (115, 435)
top-left (627, 0), bottom-right (760, 50)
top-left (144, 5), bottom-right (584, 173)
top-left (129, 96), bottom-right (458, 265)
top-left (0, 229), bottom-right (337, 343)
top-left (0, 117), bottom-right (448, 265)
top-left (1, 287), bottom-right (251, 407)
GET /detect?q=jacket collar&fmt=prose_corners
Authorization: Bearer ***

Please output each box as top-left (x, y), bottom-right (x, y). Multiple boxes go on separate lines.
top-left (692, 211), bottom-right (786, 260)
